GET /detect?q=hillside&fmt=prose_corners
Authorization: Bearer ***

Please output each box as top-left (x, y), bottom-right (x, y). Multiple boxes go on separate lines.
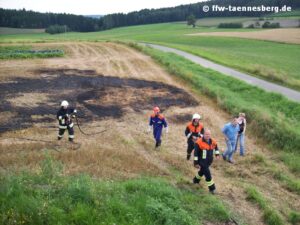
top-left (0, 41), bottom-right (299, 225)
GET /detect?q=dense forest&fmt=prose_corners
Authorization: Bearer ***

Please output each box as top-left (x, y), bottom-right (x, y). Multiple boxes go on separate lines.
top-left (0, 0), bottom-right (299, 32)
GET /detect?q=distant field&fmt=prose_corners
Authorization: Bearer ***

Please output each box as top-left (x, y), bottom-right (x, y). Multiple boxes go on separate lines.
top-left (0, 27), bottom-right (45, 35)
top-left (0, 20), bottom-right (299, 90)
top-left (195, 17), bottom-right (255, 27)
top-left (188, 28), bottom-right (300, 44)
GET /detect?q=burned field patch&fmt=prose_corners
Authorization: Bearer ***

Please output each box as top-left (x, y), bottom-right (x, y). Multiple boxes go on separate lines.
top-left (0, 69), bottom-right (198, 133)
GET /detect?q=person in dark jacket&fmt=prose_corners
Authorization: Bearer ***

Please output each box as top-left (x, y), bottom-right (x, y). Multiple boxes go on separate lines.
top-left (148, 106), bottom-right (168, 148)
top-left (193, 129), bottom-right (220, 194)
top-left (56, 100), bottom-right (77, 142)
top-left (237, 113), bottom-right (247, 156)
top-left (185, 113), bottom-right (204, 160)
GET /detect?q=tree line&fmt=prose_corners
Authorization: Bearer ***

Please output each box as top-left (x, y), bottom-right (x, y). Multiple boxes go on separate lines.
top-left (0, 0), bottom-right (299, 32)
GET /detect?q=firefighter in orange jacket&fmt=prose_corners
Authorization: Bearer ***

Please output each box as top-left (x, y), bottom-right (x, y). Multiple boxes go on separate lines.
top-left (193, 129), bottom-right (219, 194)
top-left (185, 113), bottom-right (204, 160)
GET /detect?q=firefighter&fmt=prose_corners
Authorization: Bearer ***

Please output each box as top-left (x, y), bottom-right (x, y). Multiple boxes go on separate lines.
top-left (193, 129), bottom-right (220, 194)
top-left (57, 100), bottom-right (77, 142)
top-left (148, 106), bottom-right (168, 148)
top-left (185, 113), bottom-right (204, 160)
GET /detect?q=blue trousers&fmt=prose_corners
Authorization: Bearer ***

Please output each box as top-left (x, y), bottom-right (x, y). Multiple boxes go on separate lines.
top-left (237, 133), bottom-right (245, 156)
top-left (223, 139), bottom-right (236, 161)
top-left (153, 128), bottom-right (162, 144)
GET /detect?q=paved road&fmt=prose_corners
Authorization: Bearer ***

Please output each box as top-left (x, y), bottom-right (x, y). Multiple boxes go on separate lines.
top-left (140, 43), bottom-right (300, 102)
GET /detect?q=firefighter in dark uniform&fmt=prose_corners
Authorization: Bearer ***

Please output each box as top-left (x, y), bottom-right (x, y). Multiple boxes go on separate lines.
top-left (57, 100), bottom-right (77, 142)
top-left (185, 113), bottom-right (204, 160)
top-left (193, 129), bottom-right (220, 194)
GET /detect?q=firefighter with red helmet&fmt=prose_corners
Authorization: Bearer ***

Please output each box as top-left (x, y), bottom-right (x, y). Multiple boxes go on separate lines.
top-left (193, 129), bottom-right (220, 194)
top-left (148, 106), bottom-right (168, 148)
top-left (185, 113), bottom-right (204, 160)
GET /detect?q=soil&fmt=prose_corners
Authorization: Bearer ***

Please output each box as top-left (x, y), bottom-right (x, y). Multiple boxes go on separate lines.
top-left (0, 68), bottom-right (198, 133)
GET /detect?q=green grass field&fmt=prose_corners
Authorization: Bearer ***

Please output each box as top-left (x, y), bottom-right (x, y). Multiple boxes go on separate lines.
top-left (1, 21), bottom-right (299, 90)
top-left (195, 17), bottom-right (255, 27)
top-left (0, 45), bottom-right (64, 59)
top-left (0, 156), bottom-right (232, 225)
top-left (0, 27), bottom-right (45, 35)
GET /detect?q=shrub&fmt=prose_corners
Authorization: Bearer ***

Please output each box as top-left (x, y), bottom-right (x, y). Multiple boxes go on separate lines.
top-left (218, 23), bottom-right (243, 28)
top-left (262, 21), bottom-right (280, 28)
top-left (45, 25), bottom-right (70, 34)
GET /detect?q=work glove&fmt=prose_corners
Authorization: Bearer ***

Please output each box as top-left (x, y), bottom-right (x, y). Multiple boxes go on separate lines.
top-left (165, 127), bottom-right (169, 134)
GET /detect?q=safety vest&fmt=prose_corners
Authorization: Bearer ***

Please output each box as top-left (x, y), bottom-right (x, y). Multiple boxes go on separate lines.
top-left (195, 138), bottom-right (217, 151)
top-left (187, 122), bottom-right (203, 133)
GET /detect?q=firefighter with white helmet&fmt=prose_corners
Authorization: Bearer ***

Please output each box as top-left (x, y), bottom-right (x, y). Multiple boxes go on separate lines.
top-left (56, 100), bottom-right (77, 142)
top-left (185, 113), bottom-right (204, 160)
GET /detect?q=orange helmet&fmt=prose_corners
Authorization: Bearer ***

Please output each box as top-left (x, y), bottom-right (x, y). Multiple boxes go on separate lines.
top-left (153, 106), bottom-right (160, 113)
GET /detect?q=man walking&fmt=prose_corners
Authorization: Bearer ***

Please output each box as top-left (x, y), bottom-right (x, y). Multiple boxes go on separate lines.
top-left (148, 106), bottom-right (168, 148)
top-left (222, 118), bottom-right (239, 163)
top-left (193, 129), bottom-right (220, 194)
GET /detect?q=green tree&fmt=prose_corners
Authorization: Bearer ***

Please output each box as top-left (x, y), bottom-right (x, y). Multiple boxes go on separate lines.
top-left (187, 14), bottom-right (196, 28)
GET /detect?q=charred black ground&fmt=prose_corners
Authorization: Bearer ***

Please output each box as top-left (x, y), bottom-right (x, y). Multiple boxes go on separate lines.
top-left (0, 69), bottom-right (198, 133)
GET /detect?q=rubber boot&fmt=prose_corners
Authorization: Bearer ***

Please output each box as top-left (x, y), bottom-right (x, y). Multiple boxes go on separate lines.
top-left (209, 184), bottom-right (216, 194)
top-left (193, 176), bottom-right (200, 184)
top-left (187, 154), bottom-right (191, 160)
top-left (155, 140), bottom-right (161, 148)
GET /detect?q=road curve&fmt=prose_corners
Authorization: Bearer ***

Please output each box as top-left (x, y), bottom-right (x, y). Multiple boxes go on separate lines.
top-left (140, 43), bottom-right (300, 102)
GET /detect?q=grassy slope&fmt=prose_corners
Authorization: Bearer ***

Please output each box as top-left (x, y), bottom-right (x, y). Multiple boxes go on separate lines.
top-left (1, 22), bottom-right (299, 90)
top-left (126, 42), bottom-right (300, 173)
top-left (0, 156), bottom-right (232, 225)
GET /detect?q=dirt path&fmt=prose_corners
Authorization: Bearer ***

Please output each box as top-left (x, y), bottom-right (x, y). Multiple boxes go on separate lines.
top-left (0, 42), bottom-right (299, 225)
top-left (140, 43), bottom-right (300, 102)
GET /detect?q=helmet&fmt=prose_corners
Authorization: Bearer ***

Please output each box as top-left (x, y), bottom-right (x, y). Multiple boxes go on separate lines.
top-left (61, 100), bottom-right (69, 107)
top-left (192, 113), bottom-right (201, 120)
top-left (153, 106), bottom-right (160, 113)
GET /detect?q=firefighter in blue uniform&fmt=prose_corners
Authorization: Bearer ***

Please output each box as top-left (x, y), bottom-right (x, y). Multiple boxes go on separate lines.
top-left (193, 129), bottom-right (220, 194)
top-left (148, 106), bottom-right (168, 148)
top-left (56, 100), bottom-right (77, 142)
